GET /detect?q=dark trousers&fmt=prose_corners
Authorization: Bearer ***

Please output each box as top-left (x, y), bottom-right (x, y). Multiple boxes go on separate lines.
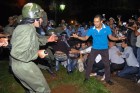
top-left (85, 49), bottom-right (111, 81)
top-left (110, 63), bottom-right (125, 73)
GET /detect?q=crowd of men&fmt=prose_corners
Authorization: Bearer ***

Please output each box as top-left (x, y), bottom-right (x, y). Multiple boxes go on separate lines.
top-left (0, 2), bottom-right (140, 93)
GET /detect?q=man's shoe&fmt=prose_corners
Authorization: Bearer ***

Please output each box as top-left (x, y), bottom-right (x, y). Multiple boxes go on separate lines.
top-left (137, 79), bottom-right (140, 83)
top-left (90, 73), bottom-right (97, 77)
top-left (130, 76), bottom-right (138, 83)
top-left (106, 80), bottom-right (114, 85)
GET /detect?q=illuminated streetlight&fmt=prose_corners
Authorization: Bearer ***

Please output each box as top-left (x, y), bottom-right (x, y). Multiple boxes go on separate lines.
top-left (60, 4), bottom-right (65, 11)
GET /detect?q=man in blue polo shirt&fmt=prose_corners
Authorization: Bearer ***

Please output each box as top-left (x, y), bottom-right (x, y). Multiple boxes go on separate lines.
top-left (72, 15), bottom-right (125, 85)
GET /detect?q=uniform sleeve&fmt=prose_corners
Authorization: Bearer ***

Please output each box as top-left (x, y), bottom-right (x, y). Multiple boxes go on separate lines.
top-left (36, 32), bottom-right (48, 46)
top-left (10, 25), bottom-right (38, 62)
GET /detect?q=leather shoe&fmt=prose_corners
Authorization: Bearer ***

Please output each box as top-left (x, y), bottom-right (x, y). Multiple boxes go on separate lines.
top-left (106, 80), bottom-right (114, 85)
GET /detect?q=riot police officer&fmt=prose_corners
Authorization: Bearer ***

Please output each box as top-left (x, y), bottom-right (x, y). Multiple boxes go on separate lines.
top-left (10, 3), bottom-right (57, 93)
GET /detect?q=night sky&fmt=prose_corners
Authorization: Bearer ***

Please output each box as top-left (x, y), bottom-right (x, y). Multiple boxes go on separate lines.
top-left (0, 0), bottom-right (140, 26)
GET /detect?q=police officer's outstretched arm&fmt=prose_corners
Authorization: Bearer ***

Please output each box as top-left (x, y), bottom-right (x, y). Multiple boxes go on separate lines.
top-left (37, 33), bottom-right (58, 46)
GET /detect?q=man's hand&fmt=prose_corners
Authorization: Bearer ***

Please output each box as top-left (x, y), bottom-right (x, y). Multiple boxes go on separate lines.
top-left (118, 36), bottom-right (126, 41)
top-left (71, 33), bottom-right (79, 38)
top-left (70, 48), bottom-right (80, 54)
top-left (38, 50), bottom-right (48, 58)
top-left (117, 51), bottom-right (122, 56)
top-left (0, 38), bottom-right (8, 47)
top-left (71, 33), bottom-right (89, 41)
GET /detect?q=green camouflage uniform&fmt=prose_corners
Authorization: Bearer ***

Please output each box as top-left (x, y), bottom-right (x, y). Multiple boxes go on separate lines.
top-left (10, 24), bottom-right (51, 93)
top-left (4, 25), bottom-right (15, 36)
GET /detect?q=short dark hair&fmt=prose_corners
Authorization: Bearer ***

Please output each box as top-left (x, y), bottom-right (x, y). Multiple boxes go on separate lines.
top-left (94, 14), bottom-right (103, 21)
top-left (122, 39), bottom-right (130, 45)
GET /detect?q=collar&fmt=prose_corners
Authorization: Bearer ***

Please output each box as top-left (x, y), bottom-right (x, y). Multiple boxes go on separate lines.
top-left (111, 46), bottom-right (117, 49)
top-left (93, 23), bottom-right (106, 30)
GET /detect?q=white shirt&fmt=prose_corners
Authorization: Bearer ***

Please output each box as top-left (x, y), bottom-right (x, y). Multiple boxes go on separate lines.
top-left (136, 28), bottom-right (140, 47)
top-left (121, 46), bottom-right (139, 67)
top-left (109, 46), bottom-right (125, 64)
top-left (80, 46), bottom-right (92, 54)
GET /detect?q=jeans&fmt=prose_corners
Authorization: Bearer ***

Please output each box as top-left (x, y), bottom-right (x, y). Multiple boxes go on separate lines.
top-left (66, 58), bottom-right (77, 72)
top-left (118, 65), bottom-right (139, 78)
top-left (55, 57), bottom-right (67, 71)
top-left (69, 59), bottom-right (77, 71)
top-left (55, 58), bottom-right (77, 72)
top-left (132, 46), bottom-right (137, 57)
top-left (137, 48), bottom-right (140, 76)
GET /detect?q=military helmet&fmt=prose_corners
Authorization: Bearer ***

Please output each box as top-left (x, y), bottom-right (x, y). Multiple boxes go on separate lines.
top-left (22, 3), bottom-right (44, 19)
top-left (47, 29), bottom-right (57, 36)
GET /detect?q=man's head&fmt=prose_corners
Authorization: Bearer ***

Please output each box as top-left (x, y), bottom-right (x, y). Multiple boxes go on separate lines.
top-left (93, 15), bottom-right (103, 28)
top-left (81, 42), bottom-right (87, 49)
top-left (47, 29), bottom-right (57, 36)
top-left (109, 17), bottom-right (115, 25)
top-left (75, 42), bottom-right (81, 49)
top-left (8, 16), bottom-right (15, 25)
top-left (121, 40), bottom-right (128, 48)
top-left (109, 41), bottom-right (116, 48)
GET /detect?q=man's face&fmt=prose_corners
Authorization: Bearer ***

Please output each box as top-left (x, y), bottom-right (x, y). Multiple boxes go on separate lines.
top-left (34, 18), bottom-right (43, 27)
top-left (109, 19), bottom-right (114, 25)
top-left (81, 43), bottom-right (87, 49)
top-left (93, 17), bottom-right (102, 28)
top-left (8, 17), bottom-right (14, 25)
top-left (76, 43), bottom-right (81, 48)
top-left (121, 42), bottom-right (125, 48)
top-left (108, 42), bottom-right (115, 48)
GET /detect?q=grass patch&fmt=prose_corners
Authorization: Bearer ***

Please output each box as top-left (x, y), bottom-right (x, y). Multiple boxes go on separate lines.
top-left (0, 60), bottom-right (110, 93)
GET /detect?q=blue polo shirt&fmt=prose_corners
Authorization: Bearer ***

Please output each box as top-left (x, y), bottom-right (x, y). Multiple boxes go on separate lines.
top-left (86, 24), bottom-right (112, 49)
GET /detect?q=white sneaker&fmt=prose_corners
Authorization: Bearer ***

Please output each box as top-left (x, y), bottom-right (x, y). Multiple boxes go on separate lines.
top-left (137, 79), bottom-right (140, 83)
top-left (78, 62), bottom-right (84, 72)
top-left (101, 74), bottom-right (105, 81)
top-left (90, 73), bottom-right (97, 77)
